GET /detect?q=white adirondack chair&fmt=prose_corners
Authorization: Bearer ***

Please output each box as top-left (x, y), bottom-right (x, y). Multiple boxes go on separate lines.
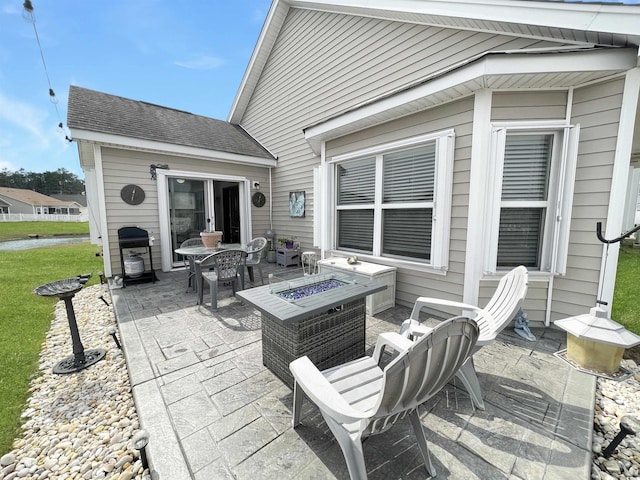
top-left (398, 265), bottom-right (528, 410)
top-left (290, 316), bottom-right (479, 480)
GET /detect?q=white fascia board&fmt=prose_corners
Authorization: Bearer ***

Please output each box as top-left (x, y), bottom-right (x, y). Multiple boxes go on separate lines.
top-left (69, 128), bottom-right (277, 168)
top-left (304, 48), bottom-right (636, 149)
top-left (93, 145), bottom-right (112, 277)
top-left (483, 48), bottom-right (638, 76)
top-left (289, 0), bottom-right (640, 36)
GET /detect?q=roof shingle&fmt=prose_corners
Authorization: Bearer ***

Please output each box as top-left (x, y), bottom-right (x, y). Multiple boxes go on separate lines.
top-left (0, 187), bottom-right (75, 206)
top-left (67, 86), bottom-right (274, 160)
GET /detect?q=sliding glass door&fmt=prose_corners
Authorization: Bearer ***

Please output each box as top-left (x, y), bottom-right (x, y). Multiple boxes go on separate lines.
top-left (169, 178), bottom-right (207, 263)
top-left (167, 177), bottom-right (242, 265)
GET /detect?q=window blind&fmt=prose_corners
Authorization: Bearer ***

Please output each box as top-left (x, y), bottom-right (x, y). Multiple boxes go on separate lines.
top-left (383, 209), bottom-right (431, 259)
top-left (383, 145), bottom-right (435, 203)
top-left (502, 134), bottom-right (551, 201)
top-left (337, 209), bottom-right (374, 252)
top-left (337, 158), bottom-right (375, 205)
top-left (497, 208), bottom-right (544, 268)
top-left (497, 134), bottom-right (552, 268)
top-left (332, 129), bottom-right (454, 267)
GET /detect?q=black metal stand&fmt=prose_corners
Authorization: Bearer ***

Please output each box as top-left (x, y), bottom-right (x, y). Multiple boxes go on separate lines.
top-left (603, 415), bottom-right (639, 458)
top-left (34, 277), bottom-right (106, 375)
top-left (118, 226), bottom-right (156, 287)
top-left (52, 291), bottom-right (106, 374)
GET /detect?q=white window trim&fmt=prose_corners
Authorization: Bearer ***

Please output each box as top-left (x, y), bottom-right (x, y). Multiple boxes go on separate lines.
top-left (328, 129), bottom-right (455, 271)
top-left (484, 121), bottom-right (579, 275)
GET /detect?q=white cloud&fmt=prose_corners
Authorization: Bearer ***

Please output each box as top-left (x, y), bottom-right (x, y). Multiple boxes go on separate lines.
top-left (0, 159), bottom-right (17, 171)
top-left (174, 55), bottom-right (224, 70)
top-left (0, 93), bottom-right (50, 147)
top-left (1, 3), bottom-right (20, 15)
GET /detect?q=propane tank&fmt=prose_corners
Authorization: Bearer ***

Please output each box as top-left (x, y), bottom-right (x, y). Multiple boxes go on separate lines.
top-left (124, 253), bottom-right (145, 277)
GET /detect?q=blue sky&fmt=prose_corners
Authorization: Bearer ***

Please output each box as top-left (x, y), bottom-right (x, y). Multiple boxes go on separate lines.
top-left (0, 0), bottom-right (271, 177)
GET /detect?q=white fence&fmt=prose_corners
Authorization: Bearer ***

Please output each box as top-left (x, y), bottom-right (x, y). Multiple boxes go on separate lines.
top-left (0, 213), bottom-right (89, 222)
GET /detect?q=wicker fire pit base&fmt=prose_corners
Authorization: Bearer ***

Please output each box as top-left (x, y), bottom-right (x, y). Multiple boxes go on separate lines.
top-left (261, 299), bottom-right (365, 386)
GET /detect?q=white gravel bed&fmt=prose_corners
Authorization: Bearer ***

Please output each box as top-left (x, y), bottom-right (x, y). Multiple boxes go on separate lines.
top-left (591, 359), bottom-right (640, 480)
top-left (0, 284), bottom-right (148, 480)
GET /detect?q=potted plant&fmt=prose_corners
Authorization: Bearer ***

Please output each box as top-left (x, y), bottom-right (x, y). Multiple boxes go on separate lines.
top-left (200, 229), bottom-right (223, 248)
top-left (278, 237), bottom-right (296, 249)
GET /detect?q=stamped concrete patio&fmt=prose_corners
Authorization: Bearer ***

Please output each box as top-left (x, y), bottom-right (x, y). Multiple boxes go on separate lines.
top-left (111, 264), bottom-right (595, 480)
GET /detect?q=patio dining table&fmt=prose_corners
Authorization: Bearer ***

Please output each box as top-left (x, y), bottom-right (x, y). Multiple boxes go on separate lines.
top-left (174, 243), bottom-right (246, 258)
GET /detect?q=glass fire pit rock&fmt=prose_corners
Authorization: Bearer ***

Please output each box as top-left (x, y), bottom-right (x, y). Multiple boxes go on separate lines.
top-left (275, 278), bottom-right (346, 301)
top-left (34, 275), bottom-right (106, 374)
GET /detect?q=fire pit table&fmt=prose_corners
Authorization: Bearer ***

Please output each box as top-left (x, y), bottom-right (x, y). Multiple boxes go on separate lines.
top-left (237, 272), bottom-right (386, 386)
top-left (34, 276), bottom-right (106, 374)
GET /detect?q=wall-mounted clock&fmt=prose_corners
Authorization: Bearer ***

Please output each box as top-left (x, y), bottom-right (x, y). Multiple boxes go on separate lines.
top-left (120, 184), bottom-right (146, 205)
top-left (252, 191), bottom-right (266, 207)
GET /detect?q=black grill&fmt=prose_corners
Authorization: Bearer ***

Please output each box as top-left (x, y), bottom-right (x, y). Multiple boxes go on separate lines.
top-left (117, 226), bottom-right (155, 286)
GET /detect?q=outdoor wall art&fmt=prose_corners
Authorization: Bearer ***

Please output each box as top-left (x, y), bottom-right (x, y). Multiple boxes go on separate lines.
top-left (289, 191), bottom-right (305, 217)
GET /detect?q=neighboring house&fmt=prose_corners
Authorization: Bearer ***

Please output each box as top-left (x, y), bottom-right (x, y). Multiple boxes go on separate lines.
top-left (68, 0), bottom-right (640, 327)
top-left (51, 193), bottom-right (88, 210)
top-left (0, 198), bottom-right (9, 214)
top-left (0, 187), bottom-right (81, 215)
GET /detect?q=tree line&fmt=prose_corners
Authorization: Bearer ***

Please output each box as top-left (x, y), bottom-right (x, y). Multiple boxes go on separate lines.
top-left (0, 168), bottom-right (85, 196)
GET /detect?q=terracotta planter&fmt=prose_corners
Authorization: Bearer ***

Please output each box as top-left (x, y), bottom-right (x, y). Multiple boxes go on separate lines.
top-left (200, 231), bottom-right (223, 248)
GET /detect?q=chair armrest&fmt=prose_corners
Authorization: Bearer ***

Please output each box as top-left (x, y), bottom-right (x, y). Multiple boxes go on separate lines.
top-left (410, 296), bottom-right (482, 321)
top-left (290, 356), bottom-right (369, 424)
top-left (372, 332), bottom-right (414, 362)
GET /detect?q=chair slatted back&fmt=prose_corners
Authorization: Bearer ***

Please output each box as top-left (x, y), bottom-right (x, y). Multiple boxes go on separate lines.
top-left (477, 265), bottom-right (528, 342)
top-left (180, 238), bottom-right (203, 248)
top-left (371, 317), bottom-right (478, 431)
top-left (199, 249), bottom-right (245, 282)
top-left (246, 237), bottom-right (267, 263)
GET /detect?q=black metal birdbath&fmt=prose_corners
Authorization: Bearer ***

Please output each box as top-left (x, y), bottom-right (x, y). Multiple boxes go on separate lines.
top-left (34, 276), bottom-right (106, 374)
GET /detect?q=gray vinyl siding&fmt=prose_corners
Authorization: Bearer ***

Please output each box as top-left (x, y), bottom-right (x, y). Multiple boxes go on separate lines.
top-left (325, 97), bottom-right (474, 309)
top-left (0, 197), bottom-right (30, 214)
top-left (491, 91), bottom-right (568, 121)
top-left (553, 77), bottom-right (624, 320)
top-left (100, 147), bottom-right (270, 276)
top-left (238, 8), bottom-right (568, 250)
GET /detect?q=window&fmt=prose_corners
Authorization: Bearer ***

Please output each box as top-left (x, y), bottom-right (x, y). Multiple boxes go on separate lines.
top-left (486, 124), bottom-right (579, 274)
top-left (332, 130), bottom-right (455, 269)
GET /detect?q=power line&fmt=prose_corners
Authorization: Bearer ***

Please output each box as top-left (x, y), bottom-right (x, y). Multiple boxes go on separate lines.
top-left (22, 0), bottom-right (72, 142)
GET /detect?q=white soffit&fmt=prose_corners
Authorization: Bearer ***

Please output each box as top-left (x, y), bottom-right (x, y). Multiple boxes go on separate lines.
top-left (77, 141), bottom-right (96, 169)
top-left (290, 0), bottom-right (640, 41)
top-left (304, 48), bottom-right (637, 153)
top-left (69, 129), bottom-right (277, 168)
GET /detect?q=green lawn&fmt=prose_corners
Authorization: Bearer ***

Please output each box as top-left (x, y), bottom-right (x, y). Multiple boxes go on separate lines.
top-left (0, 223), bottom-right (102, 453)
top-left (0, 221), bottom-right (89, 242)
top-left (612, 244), bottom-right (640, 335)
